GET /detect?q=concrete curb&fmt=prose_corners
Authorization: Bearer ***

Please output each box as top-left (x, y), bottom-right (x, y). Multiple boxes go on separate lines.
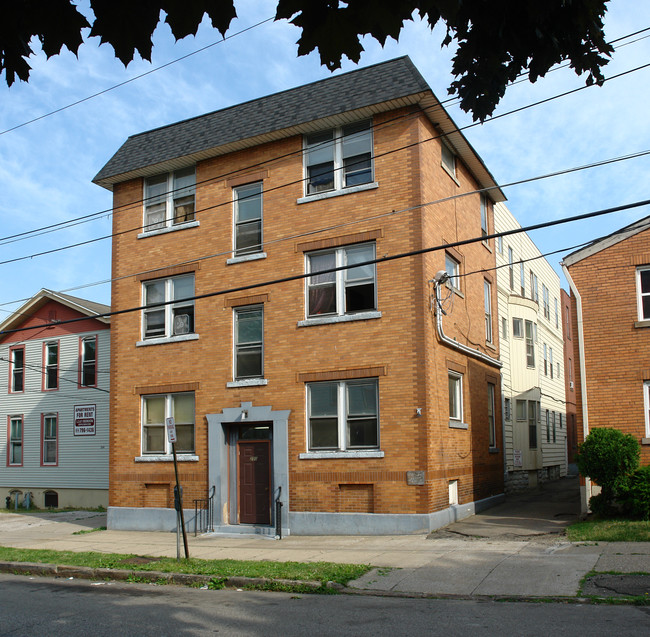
top-left (0, 561), bottom-right (326, 591)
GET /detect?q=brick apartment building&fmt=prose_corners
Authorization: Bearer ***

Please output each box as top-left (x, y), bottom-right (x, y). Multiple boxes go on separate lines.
top-left (560, 289), bottom-right (578, 466)
top-left (563, 215), bottom-right (650, 511)
top-left (94, 56), bottom-right (506, 534)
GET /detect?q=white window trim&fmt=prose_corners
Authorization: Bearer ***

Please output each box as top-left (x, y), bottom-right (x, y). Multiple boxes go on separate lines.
top-left (643, 381), bottom-right (650, 439)
top-left (233, 305), bottom-right (264, 382)
top-left (298, 310), bottom-right (382, 328)
top-left (142, 168), bottom-right (196, 234)
top-left (226, 252), bottom-right (267, 265)
top-left (305, 243), bottom-right (377, 319)
top-left (303, 121), bottom-right (374, 197)
top-left (306, 379), bottom-right (379, 453)
top-left (141, 393), bottom-right (195, 456)
top-left (297, 181), bottom-right (378, 204)
top-left (637, 267), bottom-right (650, 321)
top-left (233, 181), bottom-right (263, 257)
top-left (448, 371), bottom-right (466, 428)
top-left (137, 220), bottom-right (200, 239)
top-left (141, 274), bottom-right (195, 341)
top-left (441, 142), bottom-right (459, 184)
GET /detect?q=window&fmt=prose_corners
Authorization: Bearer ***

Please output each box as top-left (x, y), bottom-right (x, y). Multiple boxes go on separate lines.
top-left (307, 379), bottom-right (378, 451)
top-left (508, 247), bottom-right (514, 290)
top-left (42, 414), bottom-right (57, 465)
top-left (645, 382), bottom-right (650, 438)
top-left (520, 261), bottom-right (525, 296)
top-left (234, 306), bottom-right (263, 380)
top-left (484, 279), bottom-right (492, 343)
top-left (543, 343), bottom-right (548, 375)
top-left (487, 383), bottom-right (496, 448)
top-left (546, 409), bottom-right (550, 443)
top-left (542, 284), bottom-right (550, 319)
top-left (8, 416), bottom-right (22, 465)
top-left (513, 317), bottom-right (523, 338)
top-left (554, 297), bottom-right (559, 328)
top-left (504, 397), bottom-right (511, 421)
top-left (307, 243), bottom-right (376, 317)
top-left (525, 320), bottom-right (535, 367)
top-left (441, 142), bottom-right (456, 178)
top-left (448, 372), bottom-right (463, 423)
top-left (144, 167), bottom-right (195, 231)
top-left (305, 120), bottom-right (372, 195)
top-left (565, 305), bottom-right (572, 340)
top-left (80, 336), bottom-right (96, 387)
top-left (502, 317), bottom-right (508, 339)
top-left (445, 253), bottom-right (460, 290)
top-left (9, 346), bottom-right (24, 393)
top-left (498, 235), bottom-right (503, 254)
top-left (44, 342), bottom-right (58, 390)
top-left (552, 411), bottom-right (556, 443)
top-left (480, 195), bottom-right (488, 238)
top-left (142, 393), bottom-right (195, 455)
top-left (233, 182), bottom-right (262, 256)
top-left (530, 271), bottom-right (538, 303)
top-left (557, 362), bottom-right (560, 379)
top-left (549, 348), bottom-right (554, 379)
top-left (516, 400), bottom-right (526, 421)
top-left (528, 401), bottom-right (538, 449)
top-left (637, 267), bottom-right (650, 320)
top-left (142, 274), bottom-right (194, 339)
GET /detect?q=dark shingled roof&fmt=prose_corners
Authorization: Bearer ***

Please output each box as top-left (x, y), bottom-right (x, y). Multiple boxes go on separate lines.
top-left (93, 56), bottom-right (429, 188)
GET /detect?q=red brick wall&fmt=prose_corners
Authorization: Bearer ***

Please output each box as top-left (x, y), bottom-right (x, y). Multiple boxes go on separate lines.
top-left (108, 107), bottom-right (503, 516)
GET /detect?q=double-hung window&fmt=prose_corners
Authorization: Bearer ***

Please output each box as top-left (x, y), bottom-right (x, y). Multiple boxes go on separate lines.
top-left (305, 120), bottom-right (373, 195)
top-left (643, 381), bottom-right (650, 438)
top-left (528, 401), bottom-right (538, 449)
top-left (144, 167), bottom-right (195, 231)
top-left (637, 267), bottom-right (650, 320)
top-left (307, 379), bottom-right (378, 451)
top-left (552, 411), bottom-right (556, 443)
top-left (525, 320), bottom-right (535, 367)
top-left (480, 195), bottom-right (488, 238)
top-left (42, 413), bottom-right (57, 465)
top-left (549, 348), bottom-right (554, 379)
top-left (441, 142), bottom-right (456, 178)
top-left (142, 392), bottom-right (195, 455)
top-left (307, 243), bottom-right (376, 317)
top-left (234, 306), bottom-right (263, 380)
top-left (513, 317), bottom-right (523, 338)
top-left (508, 247), bottom-right (514, 290)
top-left (484, 279), bottom-right (493, 343)
top-left (543, 343), bottom-right (548, 375)
top-left (44, 342), bottom-right (58, 390)
top-left (520, 261), bottom-right (525, 296)
top-left (530, 271), bottom-right (538, 303)
top-left (142, 274), bottom-right (195, 339)
top-left (8, 416), bottom-right (22, 465)
top-left (542, 284), bottom-right (550, 319)
top-left (546, 409), bottom-right (551, 443)
top-left (9, 346), bottom-right (24, 392)
top-left (487, 383), bottom-right (496, 448)
top-left (448, 372), bottom-right (463, 424)
top-left (445, 253), bottom-right (460, 290)
top-left (233, 182), bottom-right (263, 256)
top-left (80, 336), bottom-right (97, 387)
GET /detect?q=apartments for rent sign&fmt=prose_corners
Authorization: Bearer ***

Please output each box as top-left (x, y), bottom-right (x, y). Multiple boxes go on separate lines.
top-left (74, 404), bottom-right (96, 436)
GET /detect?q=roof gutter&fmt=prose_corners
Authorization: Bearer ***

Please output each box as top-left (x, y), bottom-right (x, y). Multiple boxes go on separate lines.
top-left (562, 262), bottom-right (591, 513)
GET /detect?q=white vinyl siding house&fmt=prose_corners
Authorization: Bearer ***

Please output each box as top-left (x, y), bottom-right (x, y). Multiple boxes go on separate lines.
top-left (0, 291), bottom-right (110, 509)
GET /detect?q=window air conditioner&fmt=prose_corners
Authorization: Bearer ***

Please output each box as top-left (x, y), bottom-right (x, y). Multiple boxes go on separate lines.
top-left (173, 314), bottom-right (190, 335)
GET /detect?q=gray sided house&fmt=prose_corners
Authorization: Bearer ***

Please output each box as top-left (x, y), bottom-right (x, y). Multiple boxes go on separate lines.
top-left (0, 290), bottom-right (110, 509)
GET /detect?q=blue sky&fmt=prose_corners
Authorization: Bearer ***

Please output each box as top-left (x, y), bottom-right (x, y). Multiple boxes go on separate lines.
top-left (1, 0), bottom-right (649, 316)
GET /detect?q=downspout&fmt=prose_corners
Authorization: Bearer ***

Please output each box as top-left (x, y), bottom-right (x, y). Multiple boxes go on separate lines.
top-left (432, 274), bottom-right (502, 369)
top-left (562, 263), bottom-right (590, 513)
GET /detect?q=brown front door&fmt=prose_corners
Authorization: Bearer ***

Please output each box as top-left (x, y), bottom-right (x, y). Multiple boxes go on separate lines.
top-left (238, 440), bottom-right (271, 524)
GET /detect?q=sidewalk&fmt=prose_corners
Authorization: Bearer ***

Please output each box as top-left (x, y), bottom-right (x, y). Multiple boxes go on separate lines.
top-left (1, 477), bottom-right (649, 599)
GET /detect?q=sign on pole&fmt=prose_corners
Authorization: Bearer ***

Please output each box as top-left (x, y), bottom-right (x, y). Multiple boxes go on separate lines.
top-left (166, 417), bottom-right (177, 444)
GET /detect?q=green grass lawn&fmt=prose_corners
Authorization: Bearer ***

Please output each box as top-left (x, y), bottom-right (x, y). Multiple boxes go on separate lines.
top-left (567, 519), bottom-right (650, 542)
top-left (0, 545), bottom-right (370, 587)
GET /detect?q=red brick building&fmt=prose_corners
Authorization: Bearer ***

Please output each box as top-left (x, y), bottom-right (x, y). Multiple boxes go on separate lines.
top-left (563, 216), bottom-right (650, 511)
top-left (94, 57), bottom-right (506, 534)
top-left (560, 289), bottom-right (578, 465)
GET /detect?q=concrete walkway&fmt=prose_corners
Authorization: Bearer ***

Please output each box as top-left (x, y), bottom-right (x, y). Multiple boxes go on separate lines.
top-left (1, 477), bottom-right (649, 599)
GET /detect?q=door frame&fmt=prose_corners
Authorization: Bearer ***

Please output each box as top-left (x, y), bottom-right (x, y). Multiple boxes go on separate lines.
top-left (237, 438), bottom-right (272, 525)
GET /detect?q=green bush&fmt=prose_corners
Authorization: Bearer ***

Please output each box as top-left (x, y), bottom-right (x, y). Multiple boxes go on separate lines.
top-left (620, 466), bottom-right (650, 520)
top-left (576, 427), bottom-right (640, 513)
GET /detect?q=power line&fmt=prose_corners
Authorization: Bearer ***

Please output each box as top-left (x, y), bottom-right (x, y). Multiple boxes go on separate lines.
top-left (2, 58), bottom-right (649, 272)
top-left (2, 197), bottom-right (649, 337)
top-left (3, 28), bottom-right (649, 248)
top-left (0, 16), bottom-right (275, 137)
